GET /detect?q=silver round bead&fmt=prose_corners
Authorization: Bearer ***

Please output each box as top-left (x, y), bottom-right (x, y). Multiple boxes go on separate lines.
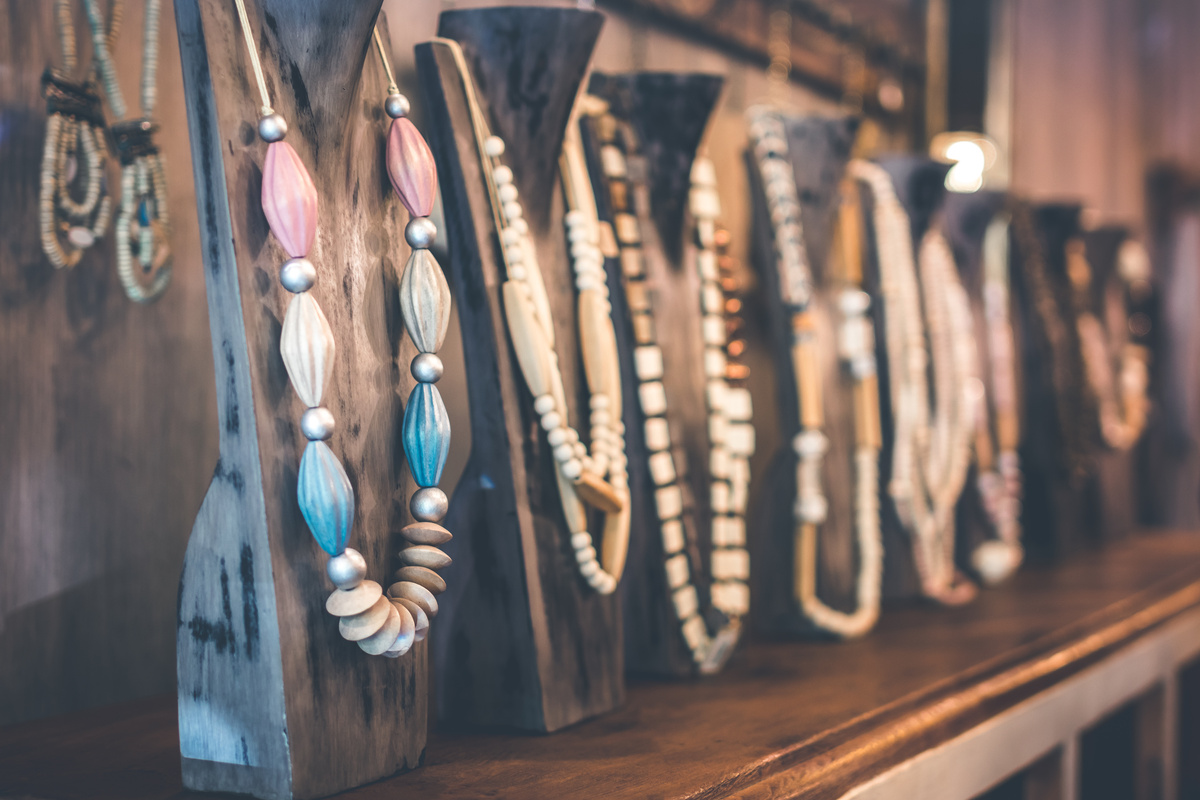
top-left (327, 548), bottom-right (367, 590)
top-left (257, 112), bottom-right (288, 143)
top-left (279, 257), bottom-right (316, 293)
top-left (410, 487), bottom-right (449, 522)
top-left (411, 353), bottom-right (444, 383)
top-left (384, 93), bottom-right (411, 119)
top-left (300, 406), bottom-right (335, 441)
top-left (405, 217), bottom-right (438, 250)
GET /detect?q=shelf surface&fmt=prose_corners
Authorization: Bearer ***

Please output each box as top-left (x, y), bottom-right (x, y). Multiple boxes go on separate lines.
top-left (3, 530), bottom-right (1200, 800)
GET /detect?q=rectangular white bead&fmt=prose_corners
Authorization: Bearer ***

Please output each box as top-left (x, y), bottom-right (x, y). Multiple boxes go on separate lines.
top-left (665, 553), bottom-right (690, 589)
top-left (649, 450), bottom-right (676, 486)
top-left (711, 481), bottom-right (731, 514)
top-left (673, 584), bottom-right (700, 620)
top-left (696, 250), bottom-right (719, 281)
top-left (614, 213), bottom-right (640, 244)
top-left (639, 381), bottom-right (668, 416)
top-left (682, 614), bottom-right (709, 654)
top-left (600, 144), bottom-right (627, 178)
top-left (620, 248), bottom-right (644, 278)
top-left (708, 414), bottom-right (727, 447)
top-left (711, 581), bottom-right (750, 616)
top-left (644, 416), bottom-right (671, 452)
top-left (725, 387), bottom-right (753, 421)
top-left (712, 515), bottom-right (745, 547)
top-left (704, 347), bottom-right (727, 379)
top-left (702, 284), bottom-right (724, 314)
top-left (712, 548), bottom-right (750, 581)
top-left (689, 187), bottom-right (721, 219)
top-left (634, 345), bottom-right (664, 381)
top-left (661, 518), bottom-right (685, 553)
top-left (731, 477), bottom-right (749, 515)
top-left (656, 485), bottom-right (684, 521)
top-left (709, 446), bottom-right (731, 480)
top-left (726, 422), bottom-right (756, 457)
top-left (706, 380), bottom-right (727, 412)
top-left (702, 314), bottom-right (726, 346)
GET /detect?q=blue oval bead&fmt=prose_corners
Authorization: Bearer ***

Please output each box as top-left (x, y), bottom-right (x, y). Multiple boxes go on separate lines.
top-left (403, 382), bottom-right (451, 487)
top-left (297, 440), bottom-right (355, 555)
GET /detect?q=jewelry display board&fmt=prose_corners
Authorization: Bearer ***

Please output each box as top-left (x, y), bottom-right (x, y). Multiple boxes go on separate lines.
top-left (174, 2), bottom-right (425, 797)
top-left (745, 113), bottom-right (864, 635)
top-left (583, 71), bottom-right (728, 677)
top-left (416, 6), bottom-right (624, 731)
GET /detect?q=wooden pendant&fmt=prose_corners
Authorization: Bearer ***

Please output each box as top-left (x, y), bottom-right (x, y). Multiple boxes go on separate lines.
top-left (578, 288), bottom-right (622, 419)
top-left (501, 280), bottom-right (554, 399)
top-left (262, 141), bottom-right (319, 258)
top-left (280, 291), bottom-right (336, 408)
top-left (387, 117), bottom-right (438, 218)
top-left (399, 249), bottom-right (452, 353)
top-left (297, 440), bottom-right (355, 555)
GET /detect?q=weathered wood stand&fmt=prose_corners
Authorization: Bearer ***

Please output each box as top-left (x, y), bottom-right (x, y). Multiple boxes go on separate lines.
top-left (582, 71), bottom-right (729, 677)
top-left (174, 2), bottom-right (425, 797)
top-left (416, 7), bottom-right (623, 731)
top-left (744, 113), bottom-right (867, 635)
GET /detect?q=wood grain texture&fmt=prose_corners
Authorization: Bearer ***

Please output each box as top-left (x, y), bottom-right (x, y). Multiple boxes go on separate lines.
top-left (173, 2), bottom-right (425, 797)
top-left (417, 7), bottom-right (623, 732)
top-left (0, 0), bottom-right (217, 726)
top-left (744, 113), bottom-right (865, 636)
top-left (584, 72), bottom-right (725, 678)
top-left (4, 530), bottom-right (1200, 800)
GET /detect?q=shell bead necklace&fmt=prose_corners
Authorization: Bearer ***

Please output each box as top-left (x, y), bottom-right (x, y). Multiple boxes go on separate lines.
top-left (436, 37), bottom-right (629, 594)
top-left (749, 109), bottom-right (881, 638)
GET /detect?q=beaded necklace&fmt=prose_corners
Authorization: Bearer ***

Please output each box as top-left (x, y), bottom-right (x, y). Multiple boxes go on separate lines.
top-left (850, 160), bottom-right (974, 604)
top-left (587, 101), bottom-right (751, 669)
top-left (435, 37), bottom-right (629, 595)
top-left (40, 0), bottom-right (116, 269)
top-left (748, 110), bottom-right (881, 638)
top-left (1067, 237), bottom-right (1152, 451)
top-left (83, 0), bottom-right (172, 302)
top-left (232, 2), bottom-right (450, 657)
top-left (970, 216), bottom-right (1023, 584)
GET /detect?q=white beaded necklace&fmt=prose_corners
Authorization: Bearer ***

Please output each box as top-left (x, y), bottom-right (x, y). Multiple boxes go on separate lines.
top-left (588, 100), bottom-right (751, 670)
top-left (436, 38), bottom-right (629, 595)
top-left (849, 160), bottom-right (974, 604)
top-left (749, 109), bottom-right (881, 638)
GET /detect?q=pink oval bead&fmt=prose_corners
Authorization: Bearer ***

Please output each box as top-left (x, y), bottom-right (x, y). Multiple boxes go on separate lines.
top-left (262, 141), bottom-right (318, 258)
top-left (387, 118), bottom-right (437, 218)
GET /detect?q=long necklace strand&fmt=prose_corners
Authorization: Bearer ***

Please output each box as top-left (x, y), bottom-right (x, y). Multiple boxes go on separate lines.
top-left (83, 0), bottom-right (172, 302)
top-left (233, 1), bottom-right (438, 658)
top-left (434, 37), bottom-right (629, 594)
top-left (588, 101), bottom-right (751, 669)
top-left (749, 109), bottom-right (881, 637)
top-left (39, 0), bottom-right (116, 269)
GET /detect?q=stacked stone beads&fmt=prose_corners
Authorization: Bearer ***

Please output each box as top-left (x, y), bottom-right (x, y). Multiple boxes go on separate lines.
top-left (382, 97), bottom-right (454, 638)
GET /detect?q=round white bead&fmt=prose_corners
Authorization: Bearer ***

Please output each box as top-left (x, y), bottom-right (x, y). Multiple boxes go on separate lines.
top-left (534, 395), bottom-right (556, 415)
top-left (503, 202), bottom-right (523, 223)
top-left (498, 184), bottom-right (519, 204)
top-left (554, 443), bottom-right (576, 463)
top-left (484, 136), bottom-right (505, 157)
top-left (561, 458), bottom-right (583, 479)
top-left (548, 428), bottom-right (569, 447)
top-left (540, 411), bottom-right (562, 431)
top-left (493, 165), bottom-right (513, 185)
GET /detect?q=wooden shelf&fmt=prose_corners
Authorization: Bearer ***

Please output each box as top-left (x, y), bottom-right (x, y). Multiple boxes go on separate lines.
top-left (4, 531), bottom-right (1200, 800)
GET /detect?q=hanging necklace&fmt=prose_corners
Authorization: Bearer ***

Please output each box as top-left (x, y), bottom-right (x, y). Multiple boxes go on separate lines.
top-left (232, 1), bottom-right (447, 658)
top-left (849, 160), bottom-right (974, 605)
top-left (83, 0), bottom-right (171, 302)
top-left (970, 215), bottom-right (1023, 584)
top-left (435, 37), bottom-right (629, 595)
top-left (587, 100), bottom-right (752, 669)
top-left (1066, 237), bottom-right (1152, 451)
top-left (749, 109), bottom-right (881, 637)
top-left (39, 0), bottom-right (116, 269)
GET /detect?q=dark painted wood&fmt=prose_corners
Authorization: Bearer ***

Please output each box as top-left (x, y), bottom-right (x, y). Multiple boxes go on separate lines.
top-left (173, 2), bottom-right (424, 797)
top-left (861, 156), bottom-right (954, 599)
top-left (4, 531), bottom-right (1200, 800)
top-left (744, 113), bottom-right (866, 636)
top-left (0, 0), bottom-right (217, 726)
top-left (416, 7), bottom-right (623, 732)
top-left (584, 72), bottom-right (726, 678)
top-left (941, 190), bottom-right (1013, 578)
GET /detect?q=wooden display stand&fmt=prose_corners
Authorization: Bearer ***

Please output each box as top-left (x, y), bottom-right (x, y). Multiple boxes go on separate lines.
top-left (744, 113), bottom-right (866, 635)
top-left (581, 71), bottom-right (728, 677)
top-left (415, 7), bottom-right (623, 731)
top-left (173, 2), bottom-right (425, 798)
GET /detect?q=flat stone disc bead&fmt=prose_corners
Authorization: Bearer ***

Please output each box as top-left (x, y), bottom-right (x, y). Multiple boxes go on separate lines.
top-left (382, 601), bottom-right (417, 657)
top-left (387, 117), bottom-right (437, 218)
top-left (338, 596), bottom-right (392, 642)
top-left (326, 579), bottom-right (382, 616)
top-left (400, 520), bottom-right (453, 546)
top-left (399, 544), bottom-right (452, 570)
top-left (387, 580), bottom-right (438, 618)
top-left (392, 597), bottom-right (430, 642)
top-left (394, 565), bottom-right (447, 594)
top-left (403, 383), bottom-right (451, 487)
top-left (261, 141), bottom-right (318, 258)
top-left (399, 249), bottom-right (451, 353)
top-left (358, 604), bottom-right (402, 655)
